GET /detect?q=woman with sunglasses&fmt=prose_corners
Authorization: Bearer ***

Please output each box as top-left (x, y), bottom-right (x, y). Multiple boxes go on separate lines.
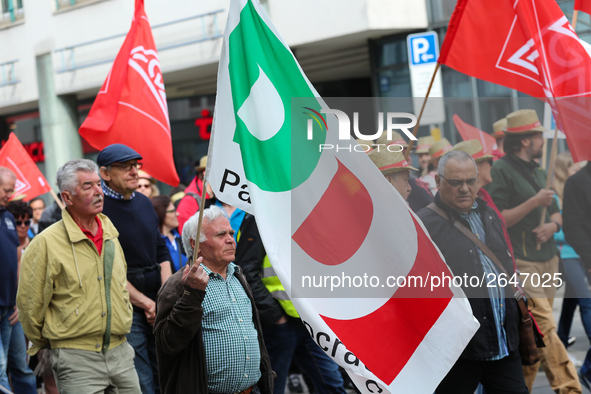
top-left (151, 195), bottom-right (187, 272)
top-left (6, 201), bottom-right (32, 256)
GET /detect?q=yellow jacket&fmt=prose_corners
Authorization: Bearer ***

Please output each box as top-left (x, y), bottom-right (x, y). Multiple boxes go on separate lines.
top-left (17, 209), bottom-right (133, 355)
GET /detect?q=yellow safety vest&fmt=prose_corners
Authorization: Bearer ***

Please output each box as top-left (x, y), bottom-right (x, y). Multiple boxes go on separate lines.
top-left (237, 230), bottom-right (299, 318)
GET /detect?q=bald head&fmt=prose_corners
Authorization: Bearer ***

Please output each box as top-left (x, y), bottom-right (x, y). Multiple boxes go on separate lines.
top-left (0, 167), bottom-right (16, 207)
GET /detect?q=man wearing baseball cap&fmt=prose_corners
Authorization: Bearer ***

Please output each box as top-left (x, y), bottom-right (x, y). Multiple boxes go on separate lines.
top-left (486, 110), bottom-right (579, 393)
top-left (98, 144), bottom-right (172, 394)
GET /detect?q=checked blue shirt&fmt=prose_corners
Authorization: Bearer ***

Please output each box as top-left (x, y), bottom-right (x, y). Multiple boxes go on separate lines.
top-left (458, 202), bottom-right (509, 361)
top-left (201, 262), bottom-right (261, 393)
top-left (101, 181), bottom-right (136, 200)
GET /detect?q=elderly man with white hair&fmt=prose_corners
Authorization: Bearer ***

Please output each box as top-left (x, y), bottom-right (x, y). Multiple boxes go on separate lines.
top-left (154, 206), bottom-right (273, 394)
top-left (17, 159), bottom-right (140, 394)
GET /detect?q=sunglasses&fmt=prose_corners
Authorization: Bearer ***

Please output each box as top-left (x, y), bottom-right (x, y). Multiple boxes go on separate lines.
top-left (16, 220), bottom-right (31, 226)
top-left (166, 208), bottom-right (176, 213)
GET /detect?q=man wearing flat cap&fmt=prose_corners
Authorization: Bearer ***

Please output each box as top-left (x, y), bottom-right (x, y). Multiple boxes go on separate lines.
top-left (98, 144), bottom-right (172, 394)
top-left (486, 110), bottom-right (580, 393)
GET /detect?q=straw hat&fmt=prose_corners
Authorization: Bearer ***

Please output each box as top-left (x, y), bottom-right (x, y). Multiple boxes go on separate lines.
top-left (492, 118), bottom-right (507, 139)
top-left (429, 138), bottom-right (453, 161)
top-left (195, 155), bottom-right (208, 172)
top-left (138, 170), bottom-right (156, 184)
top-left (504, 109), bottom-right (546, 134)
top-left (452, 140), bottom-right (494, 163)
top-left (368, 149), bottom-right (418, 176)
top-left (375, 131), bottom-right (409, 147)
top-left (416, 136), bottom-right (435, 154)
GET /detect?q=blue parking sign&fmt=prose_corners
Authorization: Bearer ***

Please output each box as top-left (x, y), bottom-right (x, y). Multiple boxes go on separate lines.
top-left (407, 32), bottom-right (439, 66)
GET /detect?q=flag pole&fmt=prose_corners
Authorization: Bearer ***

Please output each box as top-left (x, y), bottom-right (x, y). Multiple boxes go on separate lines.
top-left (535, 122), bottom-right (560, 250)
top-left (405, 62), bottom-right (441, 160)
top-left (49, 189), bottom-right (65, 210)
top-left (190, 178), bottom-right (209, 268)
top-left (540, 138), bottom-right (548, 170)
top-left (573, 9), bottom-right (579, 30)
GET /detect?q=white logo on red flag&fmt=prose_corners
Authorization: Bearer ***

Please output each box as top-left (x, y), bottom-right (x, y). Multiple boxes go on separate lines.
top-left (126, 45), bottom-right (170, 135)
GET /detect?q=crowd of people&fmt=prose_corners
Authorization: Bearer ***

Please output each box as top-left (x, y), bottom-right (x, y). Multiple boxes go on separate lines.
top-left (0, 107), bottom-right (590, 394)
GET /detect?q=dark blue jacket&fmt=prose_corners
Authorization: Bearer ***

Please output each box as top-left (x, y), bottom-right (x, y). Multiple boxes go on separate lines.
top-left (0, 208), bottom-right (19, 307)
top-left (417, 194), bottom-right (520, 360)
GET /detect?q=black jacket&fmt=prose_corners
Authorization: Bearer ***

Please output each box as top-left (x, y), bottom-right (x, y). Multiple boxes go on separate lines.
top-left (234, 214), bottom-right (285, 326)
top-left (417, 194), bottom-right (520, 360)
top-left (154, 264), bottom-right (274, 394)
top-left (563, 162), bottom-right (591, 269)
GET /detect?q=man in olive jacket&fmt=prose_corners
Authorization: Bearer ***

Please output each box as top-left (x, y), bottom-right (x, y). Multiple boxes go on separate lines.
top-left (154, 207), bottom-right (273, 394)
top-left (17, 159), bottom-right (139, 394)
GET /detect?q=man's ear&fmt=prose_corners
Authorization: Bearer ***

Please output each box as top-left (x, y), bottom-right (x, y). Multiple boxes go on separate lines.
top-left (61, 191), bottom-right (74, 207)
top-left (99, 167), bottom-right (111, 182)
top-left (435, 174), bottom-right (442, 189)
top-left (190, 238), bottom-right (196, 250)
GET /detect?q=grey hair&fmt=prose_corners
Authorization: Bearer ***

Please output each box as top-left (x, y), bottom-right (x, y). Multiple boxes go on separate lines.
top-left (182, 205), bottom-right (227, 257)
top-left (56, 159), bottom-right (99, 194)
top-left (0, 167), bottom-right (16, 185)
top-left (437, 151), bottom-right (478, 178)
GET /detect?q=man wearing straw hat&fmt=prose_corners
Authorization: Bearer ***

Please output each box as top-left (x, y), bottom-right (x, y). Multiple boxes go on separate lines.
top-left (420, 138), bottom-right (453, 196)
top-left (368, 149), bottom-right (417, 201)
top-left (416, 135), bottom-right (435, 175)
top-left (373, 132), bottom-right (433, 209)
top-left (154, 207), bottom-right (273, 394)
top-left (492, 118), bottom-right (507, 159)
top-left (486, 110), bottom-right (579, 393)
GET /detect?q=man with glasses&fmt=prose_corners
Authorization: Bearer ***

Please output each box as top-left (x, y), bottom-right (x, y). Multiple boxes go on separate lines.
top-left (417, 151), bottom-right (528, 394)
top-left (98, 144), bottom-right (172, 394)
top-left (486, 110), bottom-right (579, 393)
top-left (0, 167), bottom-right (37, 393)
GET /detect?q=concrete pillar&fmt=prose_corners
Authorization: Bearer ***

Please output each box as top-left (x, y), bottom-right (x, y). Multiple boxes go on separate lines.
top-left (36, 53), bottom-right (83, 190)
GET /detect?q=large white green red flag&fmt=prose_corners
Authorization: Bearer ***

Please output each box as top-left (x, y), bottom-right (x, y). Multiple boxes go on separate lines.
top-left (207, 0), bottom-right (479, 392)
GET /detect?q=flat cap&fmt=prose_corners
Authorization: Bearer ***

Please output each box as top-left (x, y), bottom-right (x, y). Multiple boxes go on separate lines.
top-left (97, 144), bottom-right (142, 167)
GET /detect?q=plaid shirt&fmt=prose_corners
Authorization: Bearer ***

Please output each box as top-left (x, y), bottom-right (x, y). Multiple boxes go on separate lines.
top-left (201, 262), bottom-right (261, 393)
top-left (459, 202), bottom-right (509, 361)
top-left (101, 181), bottom-right (135, 200)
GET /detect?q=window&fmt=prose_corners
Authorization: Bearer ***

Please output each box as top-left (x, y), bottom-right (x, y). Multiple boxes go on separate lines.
top-left (0, 0), bottom-right (24, 27)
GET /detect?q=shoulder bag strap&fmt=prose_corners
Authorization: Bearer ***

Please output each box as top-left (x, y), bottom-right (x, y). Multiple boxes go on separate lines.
top-left (426, 203), bottom-right (528, 315)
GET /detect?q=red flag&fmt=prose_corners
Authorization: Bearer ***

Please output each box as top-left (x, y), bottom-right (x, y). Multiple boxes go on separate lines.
top-left (439, 0), bottom-right (591, 162)
top-left (79, 0), bottom-right (179, 186)
top-left (453, 114), bottom-right (497, 153)
top-left (575, 0), bottom-right (591, 15)
top-left (0, 133), bottom-right (51, 201)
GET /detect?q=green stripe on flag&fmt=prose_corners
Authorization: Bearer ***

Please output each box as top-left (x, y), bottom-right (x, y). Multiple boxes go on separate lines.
top-left (228, 0), bottom-right (326, 192)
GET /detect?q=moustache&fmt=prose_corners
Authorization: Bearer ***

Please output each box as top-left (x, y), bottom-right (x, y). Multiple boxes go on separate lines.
top-left (92, 196), bottom-right (104, 205)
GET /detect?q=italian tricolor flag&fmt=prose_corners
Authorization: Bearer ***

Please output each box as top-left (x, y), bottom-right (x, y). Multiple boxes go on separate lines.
top-left (207, 0), bottom-right (479, 392)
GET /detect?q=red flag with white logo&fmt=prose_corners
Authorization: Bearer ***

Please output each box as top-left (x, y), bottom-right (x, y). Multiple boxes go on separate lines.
top-left (453, 114), bottom-right (497, 153)
top-left (79, 0), bottom-right (179, 186)
top-left (439, 0), bottom-right (591, 162)
top-left (0, 133), bottom-right (51, 201)
top-left (575, 0), bottom-right (591, 15)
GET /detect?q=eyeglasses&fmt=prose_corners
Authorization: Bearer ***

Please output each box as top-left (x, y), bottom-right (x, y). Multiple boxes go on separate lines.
top-left (16, 220), bottom-right (31, 226)
top-left (110, 162), bottom-right (143, 172)
top-left (166, 208), bottom-right (176, 213)
top-left (440, 175), bottom-right (478, 188)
